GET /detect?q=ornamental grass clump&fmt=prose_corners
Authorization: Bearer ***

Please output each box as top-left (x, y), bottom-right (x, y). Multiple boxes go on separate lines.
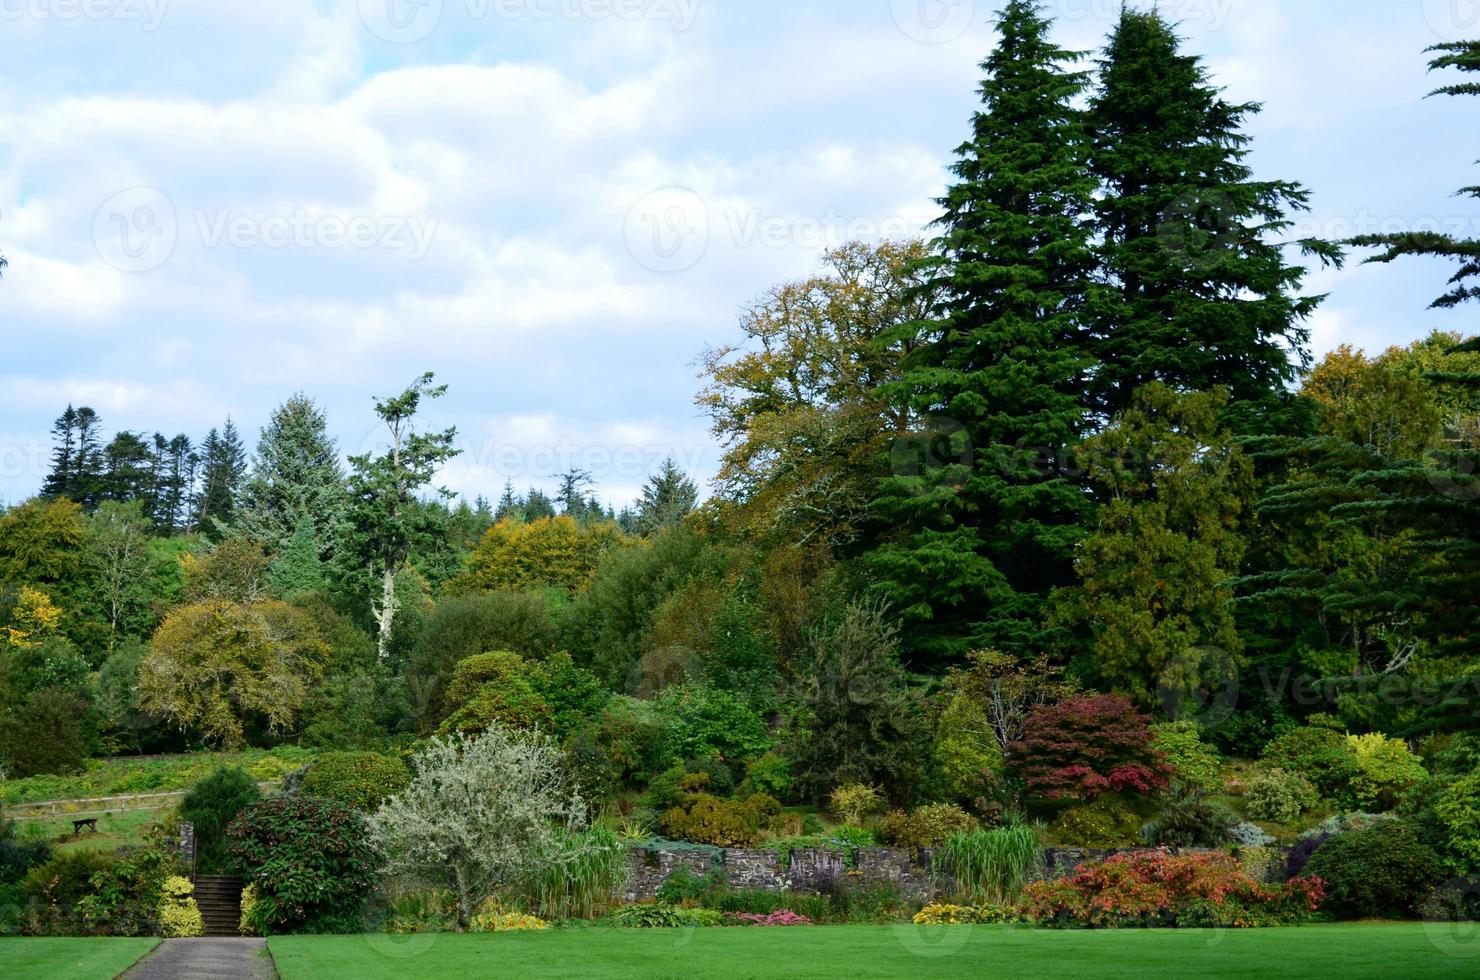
top-left (521, 827), bottom-right (628, 920)
top-left (934, 822), bottom-right (1041, 906)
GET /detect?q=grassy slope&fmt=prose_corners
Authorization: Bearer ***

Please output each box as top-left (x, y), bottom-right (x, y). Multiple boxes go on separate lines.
top-left (0, 938), bottom-right (159, 979)
top-left (269, 923), bottom-right (1475, 980)
top-left (0, 748), bottom-right (311, 806)
top-left (13, 808), bottom-right (162, 856)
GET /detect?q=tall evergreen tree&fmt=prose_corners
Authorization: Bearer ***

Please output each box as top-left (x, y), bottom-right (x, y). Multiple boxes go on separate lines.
top-left (234, 395), bottom-right (346, 554)
top-left (634, 457), bottom-right (698, 534)
top-left (42, 407), bottom-right (79, 499)
top-left (99, 432), bottom-right (155, 512)
top-left (195, 419), bottom-right (247, 537)
top-left (340, 373), bottom-right (460, 660)
top-left (867, 0), bottom-right (1098, 665)
top-left (72, 407), bottom-right (104, 507)
top-left (1084, 9), bottom-right (1339, 423)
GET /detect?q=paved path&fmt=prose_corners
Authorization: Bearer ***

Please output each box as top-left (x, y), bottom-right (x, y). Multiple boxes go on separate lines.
top-left (123, 938), bottom-right (277, 980)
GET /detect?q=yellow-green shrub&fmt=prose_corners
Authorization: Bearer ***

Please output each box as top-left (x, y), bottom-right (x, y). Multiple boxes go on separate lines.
top-left (828, 784), bottom-right (884, 826)
top-left (879, 804), bottom-right (978, 849)
top-left (471, 900), bottom-right (548, 932)
top-left (158, 876), bottom-right (204, 938)
top-left (1048, 798), bottom-right (1141, 848)
top-left (1347, 733), bottom-right (1427, 810)
top-left (912, 902), bottom-right (1018, 925)
top-left (239, 884), bottom-right (258, 936)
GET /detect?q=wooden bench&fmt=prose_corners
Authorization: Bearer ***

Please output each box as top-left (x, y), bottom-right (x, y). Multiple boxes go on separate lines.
top-left (71, 818), bottom-right (99, 835)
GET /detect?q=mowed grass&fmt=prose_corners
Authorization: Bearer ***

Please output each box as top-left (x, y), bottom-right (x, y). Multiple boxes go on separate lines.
top-left (0, 938), bottom-right (159, 979)
top-left (269, 923), bottom-right (1480, 980)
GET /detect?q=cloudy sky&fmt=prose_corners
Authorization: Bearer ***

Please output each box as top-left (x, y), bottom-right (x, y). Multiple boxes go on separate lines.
top-left (1, 0), bottom-right (1477, 508)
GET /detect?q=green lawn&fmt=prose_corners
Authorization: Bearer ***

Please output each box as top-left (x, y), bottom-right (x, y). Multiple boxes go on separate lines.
top-left (269, 923), bottom-right (1480, 979)
top-left (0, 938), bottom-right (159, 980)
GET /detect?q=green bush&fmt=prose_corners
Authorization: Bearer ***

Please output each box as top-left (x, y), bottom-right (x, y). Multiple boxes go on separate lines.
top-left (659, 794), bottom-right (782, 847)
top-left (21, 850), bottom-right (114, 909)
top-left (1150, 722), bottom-right (1222, 792)
top-left (1431, 770), bottom-right (1480, 871)
top-left (227, 796), bottom-right (377, 933)
top-left (1262, 726), bottom-right (1359, 799)
top-left (0, 687), bottom-right (87, 779)
top-left (1303, 820), bottom-right (1445, 919)
top-left (1245, 768), bottom-right (1321, 823)
top-left (655, 685), bottom-right (772, 765)
top-left (879, 803), bottom-right (978, 849)
top-left (655, 866), bottom-right (729, 905)
top-left (180, 767), bottom-right (261, 876)
top-left (1347, 733), bottom-right (1427, 811)
top-left (612, 903), bottom-right (721, 928)
top-left (740, 753), bottom-right (794, 802)
top-left (1048, 798), bottom-right (1142, 848)
top-left (298, 752), bottom-right (411, 812)
top-left (1140, 787), bottom-right (1236, 848)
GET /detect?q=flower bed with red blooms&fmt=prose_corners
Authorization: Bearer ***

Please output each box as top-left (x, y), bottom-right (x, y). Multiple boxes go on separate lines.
top-left (1021, 851), bottom-right (1325, 929)
top-left (724, 910), bottom-right (813, 927)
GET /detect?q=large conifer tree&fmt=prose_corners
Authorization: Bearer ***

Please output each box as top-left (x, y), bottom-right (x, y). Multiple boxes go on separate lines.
top-left (868, 0), bottom-right (1097, 665)
top-left (195, 419), bottom-right (247, 537)
top-left (234, 395), bottom-right (346, 554)
top-left (1085, 10), bottom-right (1338, 423)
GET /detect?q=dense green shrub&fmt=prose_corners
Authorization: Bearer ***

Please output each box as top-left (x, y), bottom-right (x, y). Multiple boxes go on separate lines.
top-left (298, 752), bottom-right (411, 812)
top-left (20, 851), bottom-right (116, 934)
top-left (879, 803), bottom-right (978, 849)
top-left (1150, 722), bottom-right (1222, 792)
top-left (227, 796), bottom-right (377, 933)
top-left (660, 794), bottom-right (783, 847)
top-left (1140, 787), bottom-right (1237, 848)
top-left (1048, 798), bottom-right (1142, 848)
top-left (0, 687), bottom-right (88, 778)
top-left (1303, 821), bottom-right (1445, 919)
top-left (404, 592), bottom-right (559, 730)
top-left (655, 866), bottom-right (729, 905)
top-left (739, 753), bottom-right (793, 802)
top-left (0, 810), bottom-right (49, 886)
top-left (1261, 726), bottom-right (1358, 799)
top-left (1245, 768), bottom-right (1321, 822)
top-left (656, 685), bottom-right (772, 765)
top-left (179, 767), bottom-right (261, 876)
top-left (786, 599), bottom-right (932, 804)
top-left (611, 903), bottom-right (722, 928)
top-left (1431, 770), bottom-right (1480, 871)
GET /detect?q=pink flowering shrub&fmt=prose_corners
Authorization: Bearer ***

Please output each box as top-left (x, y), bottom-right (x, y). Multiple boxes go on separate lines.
top-left (724, 909), bottom-right (813, 927)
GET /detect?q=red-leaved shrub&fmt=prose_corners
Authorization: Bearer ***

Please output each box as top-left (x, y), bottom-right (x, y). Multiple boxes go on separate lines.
top-left (1020, 851), bottom-right (1324, 929)
top-left (1006, 694), bottom-right (1172, 801)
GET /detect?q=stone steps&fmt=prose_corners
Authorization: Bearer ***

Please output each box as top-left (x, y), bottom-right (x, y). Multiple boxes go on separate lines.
top-left (192, 876), bottom-right (244, 937)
